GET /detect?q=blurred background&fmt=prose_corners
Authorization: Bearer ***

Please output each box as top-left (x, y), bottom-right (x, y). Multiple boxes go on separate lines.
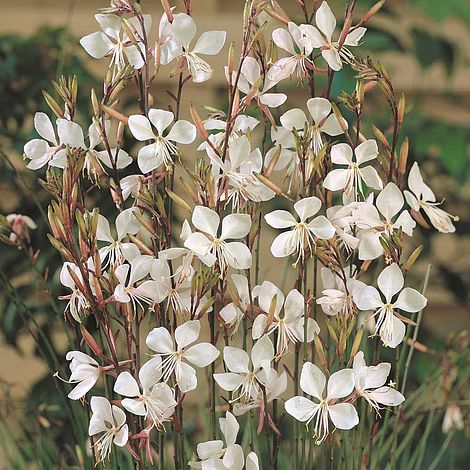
top-left (0, 0), bottom-right (469, 468)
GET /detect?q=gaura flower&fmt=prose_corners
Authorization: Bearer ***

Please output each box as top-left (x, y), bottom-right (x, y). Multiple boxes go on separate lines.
top-left (6, 213), bottom-right (37, 242)
top-left (88, 396), bottom-right (128, 463)
top-left (60, 262), bottom-right (90, 323)
top-left (184, 206), bottom-right (252, 271)
top-left (267, 22), bottom-right (318, 82)
top-left (80, 14), bottom-right (151, 70)
top-left (280, 97), bottom-right (345, 155)
top-left (97, 208), bottom-right (141, 267)
top-left (208, 135), bottom-right (275, 210)
top-left (317, 267), bottom-right (365, 317)
top-left (146, 320), bottom-right (220, 393)
top-left (353, 263), bottom-right (427, 348)
top-left (114, 255), bottom-right (161, 311)
top-left (352, 351), bottom-right (404, 413)
top-left (285, 362), bottom-right (358, 444)
top-left (265, 196), bottom-right (335, 261)
top-left (213, 335), bottom-right (274, 403)
top-left (65, 351), bottom-right (100, 400)
top-left (189, 411), bottom-right (243, 469)
top-left (355, 182), bottom-right (416, 260)
top-left (309, 1), bottom-right (366, 71)
top-left (323, 140), bottom-right (383, 200)
top-left (252, 281), bottom-right (319, 356)
top-left (114, 357), bottom-right (177, 429)
top-left (325, 200), bottom-right (361, 251)
top-left (166, 13), bottom-right (226, 83)
top-left (404, 162), bottom-right (458, 233)
top-left (442, 404), bottom-right (464, 434)
top-left (128, 108), bottom-right (196, 173)
top-left (219, 274), bottom-right (251, 334)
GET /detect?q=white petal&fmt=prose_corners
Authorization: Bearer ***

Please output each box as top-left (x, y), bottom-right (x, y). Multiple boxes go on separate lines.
top-left (355, 139), bottom-right (378, 164)
top-left (376, 182), bottom-right (403, 221)
top-left (320, 114), bottom-right (344, 136)
top-left (57, 119), bottom-right (85, 148)
top-left (270, 231), bottom-right (295, 258)
top-left (223, 444), bottom-right (244, 470)
top-left (214, 372), bottom-right (244, 392)
top-left (259, 93), bottom-right (287, 108)
top-left (184, 233), bottom-right (216, 266)
top-left (121, 398), bottom-right (146, 416)
top-left (114, 371), bottom-right (140, 397)
top-left (137, 142), bottom-right (159, 171)
top-left (363, 362), bottom-right (391, 390)
top-left (241, 57), bottom-right (261, 84)
top-left (300, 362), bottom-right (325, 400)
top-left (368, 387), bottom-right (405, 406)
top-left (353, 285), bottom-right (383, 311)
top-left (192, 206), bottom-right (219, 237)
top-left (166, 120), bottom-right (196, 144)
top-left (294, 196), bottom-right (322, 221)
top-left (175, 320), bottom-right (200, 349)
top-left (377, 263), bottom-right (403, 302)
top-left (148, 108), bottom-right (174, 135)
top-left (381, 315), bottom-right (406, 348)
top-left (128, 115), bottom-right (155, 141)
top-left (285, 396), bottom-right (317, 422)
top-left (251, 335), bottom-right (274, 371)
top-left (272, 28), bottom-right (295, 54)
top-left (223, 242), bottom-right (252, 270)
top-left (307, 216), bottom-right (335, 239)
top-left (113, 424), bottom-right (129, 447)
top-left (246, 452), bottom-right (259, 470)
top-left (322, 49), bottom-right (342, 71)
top-left (344, 27), bottom-right (366, 46)
top-left (394, 288), bottom-right (427, 313)
top-left (171, 13), bottom-right (197, 47)
top-left (184, 342), bottom-right (220, 367)
top-left (223, 347), bottom-right (250, 373)
top-left (358, 231), bottom-right (383, 261)
top-left (221, 214), bottom-right (251, 240)
top-left (220, 411), bottom-right (239, 447)
top-left (264, 210), bottom-right (296, 229)
top-left (316, 1), bottom-right (337, 41)
top-left (197, 440), bottom-right (224, 460)
top-left (193, 31), bottom-right (226, 55)
top-left (79, 32), bottom-right (113, 59)
top-left (146, 327), bottom-right (174, 354)
top-left (116, 207), bottom-right (140, 241)
top-left (176, 361), bottom-right (197, 392)
top-left (280, 108), bottom-right (308, 131)
top-left (95, 14), bottom-right (121, 40)
top-left (307, 97), bottom-right (331, 125)
top-left (34, 112), bottom-right (56, 143)
top-left (359, 166), bottom-right (383, 191)
top-left (331, 143), bottom-right (353, 165)
top-left (283, 289), bottom-right (304, 322)
top-left (328, 403), bottom-right (359, 430)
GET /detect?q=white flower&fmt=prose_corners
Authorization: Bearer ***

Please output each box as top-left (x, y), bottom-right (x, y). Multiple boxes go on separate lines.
top-left (265, 196), bottom-right (335, 261)
top-left (252, 281), bottom-right (319, 356)
top-left (128, 108), bottom-right (196, 173)
top-left (150, 258), bottom-right (192, 315)
top-left (280, 97), bottom-right (344, 155)
top-left (323, 140), bottom-right (383, 200)
top-left (317, 267), bottom-right (365, 317)
top-left (114, 357), bottom-right (177, 429)
top-left (355, 183), bottom-right (416, 260)
top-left (119, 175), bottom-right (141, 201)
top-left (227, 57), bottom-right (287, 111)
top-left (60, 262), bottom-right (90, 322)
top-left (88, 396), bottom-right (128, 463)
top-left (166, 13), bottom-right (226, 83)
top-left (309, 1), bottom-right (366, 71)
top-left (404, 162), bottom-right (457, 233)
top-left (285, 362), bottom-right (358, 444)
top-left (442, 404), bottom-right (464, 434)
top-left (214, 335), bottom-right (274, 403)
top-left (114, 255), bottom-right (161, 311)
top-left (65, 351), bottom-right (100, 400)
top-left (23, 113), bottom-right (84, 169)
top-left (80, 14), bottom-right (151, 70)
top-left (353, 263), bottom-right (427, 348)
top-left (6, 213), bottom-right (37, 242)
top-left (326, 200), bottom-right (361, 251)
top-left (267, 22), bottom-right (318, 82)
top-left (352, 351), bottom-right (404, 413)
top-left (97, 208), bottom-right (141, 267)
top-left (209, 136), bottom-right (275, 210)
top-left (219, 274), bottom-right (251, 334)
top-left (233, 366), bottom-right (287, 417)
top-left (189, 411), bottom-right (243, 469)
top-left (146, 320), bottom-right (220, 393)
top-left (184, 206), bottom-right (252, 271)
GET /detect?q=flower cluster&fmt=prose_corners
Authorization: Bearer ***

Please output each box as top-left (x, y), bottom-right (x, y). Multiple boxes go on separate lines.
top-left (16, 0), bottom-right (460, 467)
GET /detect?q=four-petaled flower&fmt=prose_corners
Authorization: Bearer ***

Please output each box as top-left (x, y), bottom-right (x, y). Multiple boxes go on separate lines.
top-left (265, 196), bottom-right (335, 261)
top-left (285, 362), bottom-right (359, 444)
top-left (128, 108), bottom-right (196, 173)
top-left (353, 263), bottom-right (427, 348)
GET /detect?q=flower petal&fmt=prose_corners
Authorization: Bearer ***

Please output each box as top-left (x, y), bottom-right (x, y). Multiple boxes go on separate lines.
top-left (223, 346), bottom-right (250, 373)
top-left (79, 32), bottom-right (113, 59)
top-left (146, 327), bottom-right (174, 354)
top-left (166, 120), bottom-right (196, 144)
top-left (394, 287), bottom-right (427, 313)
top-left (223, 242), bottom-right (253, 270)
top-left (193, 31), bottom-right (226, 55)
top-left (171, 13), bottom-right (197, 47)
top-left (280, 108), bottom-right (308, 131)
top-left (285, 396), bottom-right (317, 422)
top-left (307, 215), bottom-right (335, 239)
top-left (294, 196), bottom-right (322, 221)
top-left (192, 206), bottom-right (220, 237)
top-left (270, 231), bottom-right (295, 258)
top-left (307, 97), bottom-right (331, 125)
top-left (184, 342), bottom-right (220, 367)
top-left (316, 1), bottom-right (336, 41)
top-left (148, 108), bottom-right (174, 135)
top-left (264, 210), bottom-right (296, 229)
top-left (272, 27), bottom-right (295, 54)
top-left (355, 139), bottom-right (378, 164)
top-left (328, 403), bottom-right (359, 430)
top-left (175, 320), bottom-right (200, 349)
top-left (128, 115), bottom-right (155, 141)
top-left (300, 362), bottom-right (325, 400)
top-left (221, 214), bottom-right (251, 240)
top-left (114, 371), bottom-right (140, 398)
top-left (377, 263), bottom-right (403, 303)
